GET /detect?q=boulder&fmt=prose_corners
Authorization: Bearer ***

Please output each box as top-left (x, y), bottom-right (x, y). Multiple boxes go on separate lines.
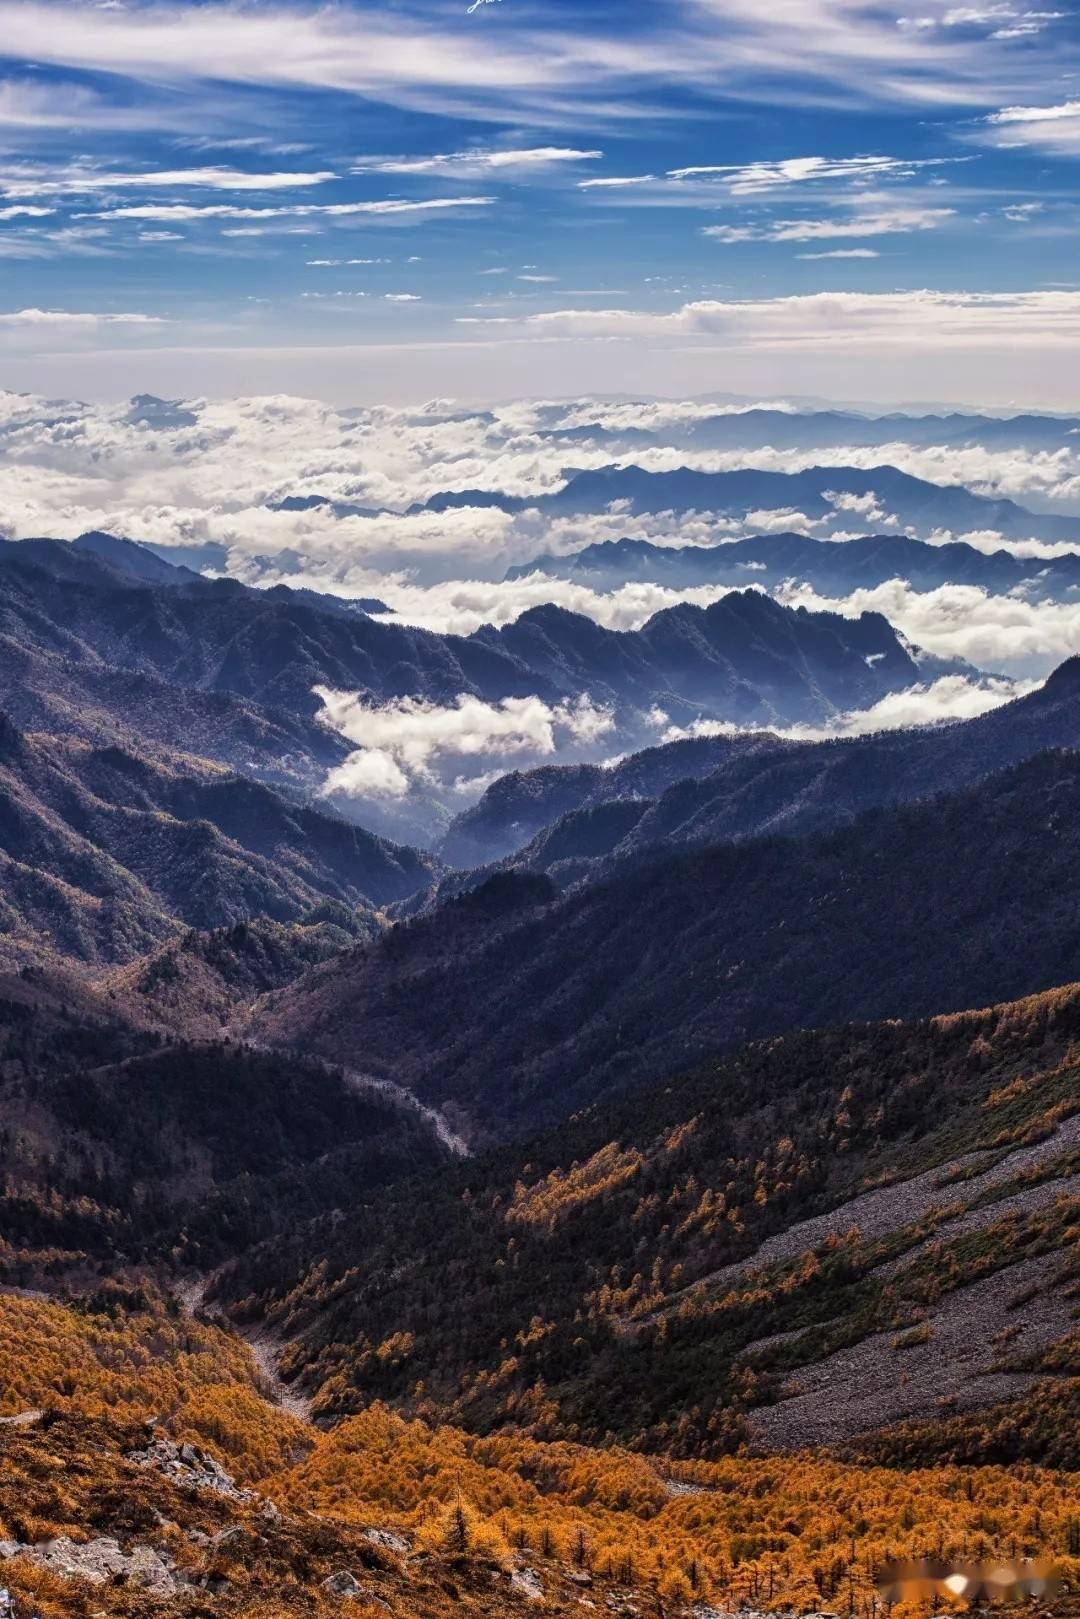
top-left (510, 1566), bottom-right (544, 1600)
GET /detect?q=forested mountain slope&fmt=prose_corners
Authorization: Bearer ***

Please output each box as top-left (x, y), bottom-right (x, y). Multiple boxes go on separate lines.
top-left (440, 732), bottom-right (779, 866)
top-left (0, 536), bottom-right (545, 730)
top-left (98, 913), bottom-right (381, 1038)
top-left (442, 657), bottom-right (1080, 868)
top-left (0, 970), bottom-right (449, 1278)
top-left (221, 979), bottom-right (1079, 1460)
top-left (3, 1285), bottom-right (1075, 1619)
top-left (0, 714), bottom-right (435, 969)
top-left (248, 748), bottom-right (1080, 1137)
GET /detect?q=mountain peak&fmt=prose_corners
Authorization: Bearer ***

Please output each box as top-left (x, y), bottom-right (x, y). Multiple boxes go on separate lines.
top-left (73, 531), bottom-right (196, 586)
top-left (1038, 654), bottom-right (1080, 698)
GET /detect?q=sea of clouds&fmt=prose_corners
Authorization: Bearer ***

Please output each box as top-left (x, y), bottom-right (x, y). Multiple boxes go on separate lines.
top-left (6, 386), bottom-right (1080, 834)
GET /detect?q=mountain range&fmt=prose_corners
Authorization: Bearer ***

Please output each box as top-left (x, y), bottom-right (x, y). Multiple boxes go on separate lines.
top-left (532, 406), bottom-right (1080, 457)
top-left (219, 973), bottom-right (1080, 1459)
top-left (440, 656), bottom-right (1080, 868)
top-left (0, 711), bottom-right (435, 970)
top-left (0, 531), bottom-right (962, 770)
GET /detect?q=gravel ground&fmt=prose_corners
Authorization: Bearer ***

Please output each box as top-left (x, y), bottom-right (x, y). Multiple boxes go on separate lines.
top-left (871, 1171), bottom-right (1080, 1281)
top-left (745, 1251), bottom-right (1072, 1450)
top-left (678, 1113), bottom-right (1080, 1305)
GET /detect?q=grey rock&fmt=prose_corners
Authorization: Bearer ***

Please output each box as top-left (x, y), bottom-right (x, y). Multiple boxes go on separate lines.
top-left (129, 1436), bottom-right (253, 1501)
top-left (511, 1566), bottom-right (544, 1600)
top-left (322, 1570), bottom-right (364, 1597)
top-left (363, 1528), bottom-right (410, 1555)
top-left (1, 1536), bottom-right (178, 1592)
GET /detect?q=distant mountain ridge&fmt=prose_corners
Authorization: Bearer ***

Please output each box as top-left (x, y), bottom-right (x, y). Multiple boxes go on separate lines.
top-left (506, 531), bottom-right (1080, 602)
top-left (418, 463), bottom-right (1080, 543)
top-left (468, 589), bottom-right (962, 725)
top-left (562, 405), bottom-right (1080, 456)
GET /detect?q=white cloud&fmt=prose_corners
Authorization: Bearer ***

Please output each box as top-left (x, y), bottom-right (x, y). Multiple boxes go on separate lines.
top-left (0, 307), bottom-right (162, 325)
top-left (661, 672), bottom-right (1028, 742)
top-left (776, 576), bottom-right (1080, 677)
top-left (667, 155), bottom-right (957, 192)
top-left (456, 288), bottom-right (1080, 354)
top-left (0, 223), bottom-right (116, 259)
top-left (796, 248), bottom-right (881, 259)
top-left (900, 4), bottom-right (1062, 33)
top-left (578, 175), bottom-right (655, 189)
top-left (990, 99), bottom-right (1080, 122)
top-left (0, 77), bottom-right (171, 132)
top-left (315, 688), bottom-right (616, 803)
top-left (0, 0), bottom-right (1069, 134)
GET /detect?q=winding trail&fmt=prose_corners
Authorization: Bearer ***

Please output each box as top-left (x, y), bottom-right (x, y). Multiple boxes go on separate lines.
top-left (337, 1064), bottom-right (470, 1157)
top-left (241, 1037), bottom-right (470, 1158)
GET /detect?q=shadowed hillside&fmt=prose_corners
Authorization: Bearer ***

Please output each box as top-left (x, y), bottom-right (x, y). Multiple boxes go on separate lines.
top-left (248, 748), bottom-right (1080, 1137)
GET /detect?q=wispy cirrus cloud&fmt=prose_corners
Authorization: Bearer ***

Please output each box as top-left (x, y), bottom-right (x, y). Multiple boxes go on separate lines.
top-left (0, 0), bottom-right (1072, 126)
top-left (977, 98), bottom-right (1080, 153)
top-left (898, 4), bottom-right (1063, 37)
top-left (0, 165), bottom-right (336, 197)
top-left (0, 307), bottom-right (162, 324)
top-left (703, 205), bottom-right (955, 243)
top-left (77, 196), bottom-right (496, 222)
top-left (0, 77), bottom-right (181, 133)
top-left (353, 147), bottom-right (602, 176)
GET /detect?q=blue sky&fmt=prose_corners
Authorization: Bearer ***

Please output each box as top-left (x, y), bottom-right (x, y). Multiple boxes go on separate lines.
top-left (1, 0), bottom-right (1079, 403)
